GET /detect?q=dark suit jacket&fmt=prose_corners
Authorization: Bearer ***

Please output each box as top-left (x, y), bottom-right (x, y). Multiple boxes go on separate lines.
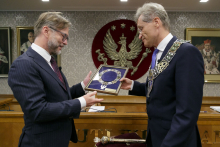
top-left (8, 47), bottom-right (85, 147)
top-left (129, 36), bottom-right (204, 147)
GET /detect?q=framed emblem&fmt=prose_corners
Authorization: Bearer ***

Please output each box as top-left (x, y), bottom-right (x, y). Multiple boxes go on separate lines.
top-left (186, 28), bottom-right (220, 83)
top-left (85, 65), bottom-right (128, 95)
top-left (0, 27), bottom-right (11, 77)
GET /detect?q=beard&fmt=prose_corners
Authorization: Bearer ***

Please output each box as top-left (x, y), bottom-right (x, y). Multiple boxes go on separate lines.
top-left (47, 36), bottom-right (63, 55)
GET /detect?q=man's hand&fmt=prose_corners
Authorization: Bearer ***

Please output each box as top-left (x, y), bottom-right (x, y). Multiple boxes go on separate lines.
top-left (120, 78), bottom-right (132, 90)
top-left (83, 71), bottom-right (92, 86)
top-left (84, 91), bottom-right (103, 107)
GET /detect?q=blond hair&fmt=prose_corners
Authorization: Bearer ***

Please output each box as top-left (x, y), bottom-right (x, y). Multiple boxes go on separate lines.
top-left (34, 12), bottom-right (71, 37)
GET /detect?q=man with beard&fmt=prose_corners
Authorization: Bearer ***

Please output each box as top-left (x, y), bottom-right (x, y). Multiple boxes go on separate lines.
top-left (20, 32), bottom-right (35, 54)
top-left (120, 2), bottom-right (204, 147)
top-left (8, 12), bottom-right (103, 147)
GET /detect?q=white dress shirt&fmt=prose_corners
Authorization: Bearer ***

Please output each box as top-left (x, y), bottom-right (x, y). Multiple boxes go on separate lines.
top-left (130, 33), bottom-right (173, 90)
top-left (155, 33), bottom-right (173, 66)
top-left (31, 43), bottom-right (86, 108)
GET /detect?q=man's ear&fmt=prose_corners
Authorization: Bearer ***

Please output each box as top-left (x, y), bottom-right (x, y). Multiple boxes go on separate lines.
top-left (153, 17), bottom-right (160, 28)
top-left (42, 26), bottom-right (49, 39)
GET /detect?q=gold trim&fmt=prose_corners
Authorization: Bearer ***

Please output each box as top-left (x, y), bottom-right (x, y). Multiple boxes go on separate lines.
top-left (205, 74), bottom-right (220, 83)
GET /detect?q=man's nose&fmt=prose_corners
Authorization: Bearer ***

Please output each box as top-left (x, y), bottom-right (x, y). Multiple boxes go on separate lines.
top-left (63, 39), bottom-right (68, 45)
top-left (139, 33), bottom-right (142, 39)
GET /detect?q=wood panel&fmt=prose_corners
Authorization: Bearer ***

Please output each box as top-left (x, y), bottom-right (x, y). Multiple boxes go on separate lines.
top-left (202, 97), bottom-right (220, 107)
top-left (1, 95), bottom-right (220, 147)
top-left (0, 94), bottom-right (14, 98)
top-left (1, 94), bottom-right (220, 107)
top-left (1, 105), bottom-right (220, 147)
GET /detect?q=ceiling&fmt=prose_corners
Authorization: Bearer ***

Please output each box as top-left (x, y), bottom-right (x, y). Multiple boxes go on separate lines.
top-left (0, 0), bottom-right (219, 12)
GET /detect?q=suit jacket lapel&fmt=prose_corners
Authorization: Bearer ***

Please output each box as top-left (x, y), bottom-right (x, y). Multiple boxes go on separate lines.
top-left (26, 48), bottom-right (67, 91)
top-left (159, 36), bottom-right (178, 60)
top-left (146, 36), bottom-right (178, 87)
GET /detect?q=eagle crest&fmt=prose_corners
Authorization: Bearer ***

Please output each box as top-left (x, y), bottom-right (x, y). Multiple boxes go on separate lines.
top-left (103, 29), bottom-right (143, 69)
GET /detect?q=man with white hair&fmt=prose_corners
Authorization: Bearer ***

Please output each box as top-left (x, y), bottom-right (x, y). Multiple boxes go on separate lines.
top-left (120, 2), bottom-right (204, 147)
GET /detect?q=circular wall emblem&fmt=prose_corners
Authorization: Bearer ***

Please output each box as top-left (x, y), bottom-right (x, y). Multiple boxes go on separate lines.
top-left (91, 19), bottom-right (154, 80)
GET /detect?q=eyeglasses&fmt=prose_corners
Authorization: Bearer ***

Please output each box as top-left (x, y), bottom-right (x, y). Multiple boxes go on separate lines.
top-left (138, 29), bottom-right (142, 34)
top-left (49, 26), bottom-right (69, 42)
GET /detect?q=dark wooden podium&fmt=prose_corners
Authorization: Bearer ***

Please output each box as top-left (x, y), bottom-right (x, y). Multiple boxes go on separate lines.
top-left (1, 95), bottom-right (220, 147)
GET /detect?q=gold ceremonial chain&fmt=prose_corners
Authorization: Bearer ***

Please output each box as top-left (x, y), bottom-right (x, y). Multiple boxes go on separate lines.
top-left (98, 69), bottom-right (121, 89)
top-left (147, 39), bottom-right (190, 97)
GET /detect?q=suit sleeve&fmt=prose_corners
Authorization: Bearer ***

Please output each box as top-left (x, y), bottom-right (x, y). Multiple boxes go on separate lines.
top-left (70, 83), bottom-right (85, 99)
top-left (8, 59), bottom-right (81, 123)
top-left (129, 81), bottom-right (146, 96)
top-left (161, 44), bottom-right (204, 147)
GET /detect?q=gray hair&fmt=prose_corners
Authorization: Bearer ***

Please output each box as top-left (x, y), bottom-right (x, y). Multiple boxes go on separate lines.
top-left (34, 12), bottom-right (72, 37)
top-left (134, 3), bottom-right (170, 31)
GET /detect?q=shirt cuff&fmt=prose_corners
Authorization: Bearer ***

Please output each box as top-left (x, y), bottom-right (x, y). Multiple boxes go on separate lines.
top-left (81, 81), bottom-right (85, 90)
top-left (130, 80), bottom-right (134, 91)
top-left (77, 97), bottom-right (86, 109)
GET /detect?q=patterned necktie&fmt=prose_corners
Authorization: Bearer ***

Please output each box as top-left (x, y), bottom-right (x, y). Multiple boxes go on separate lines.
top-left (151, 49), bottom-right (159, 69)
top-left (50, 57), bottom-right (66, 90)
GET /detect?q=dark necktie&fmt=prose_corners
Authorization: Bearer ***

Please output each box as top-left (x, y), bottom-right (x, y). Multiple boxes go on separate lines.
top-left (151, 49), bottom-right (159, 69)
top-left (50, 57), bottom-right (66, 90)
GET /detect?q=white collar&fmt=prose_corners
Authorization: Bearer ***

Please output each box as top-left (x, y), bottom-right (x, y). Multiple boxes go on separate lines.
top-left (156, 33), bottom-right (173, 52)
top-left (31, 43), bottom-right (51, 63)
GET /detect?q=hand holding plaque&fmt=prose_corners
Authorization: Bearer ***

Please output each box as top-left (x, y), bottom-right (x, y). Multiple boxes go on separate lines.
top-left (119, 77), bottom-right (133, 90)
top-left (85, 65), bottom-right (128, 95)
top-left (83, 91), bottom-right (103, 107)
top-left (83, 71), bottom-right (92, 86)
